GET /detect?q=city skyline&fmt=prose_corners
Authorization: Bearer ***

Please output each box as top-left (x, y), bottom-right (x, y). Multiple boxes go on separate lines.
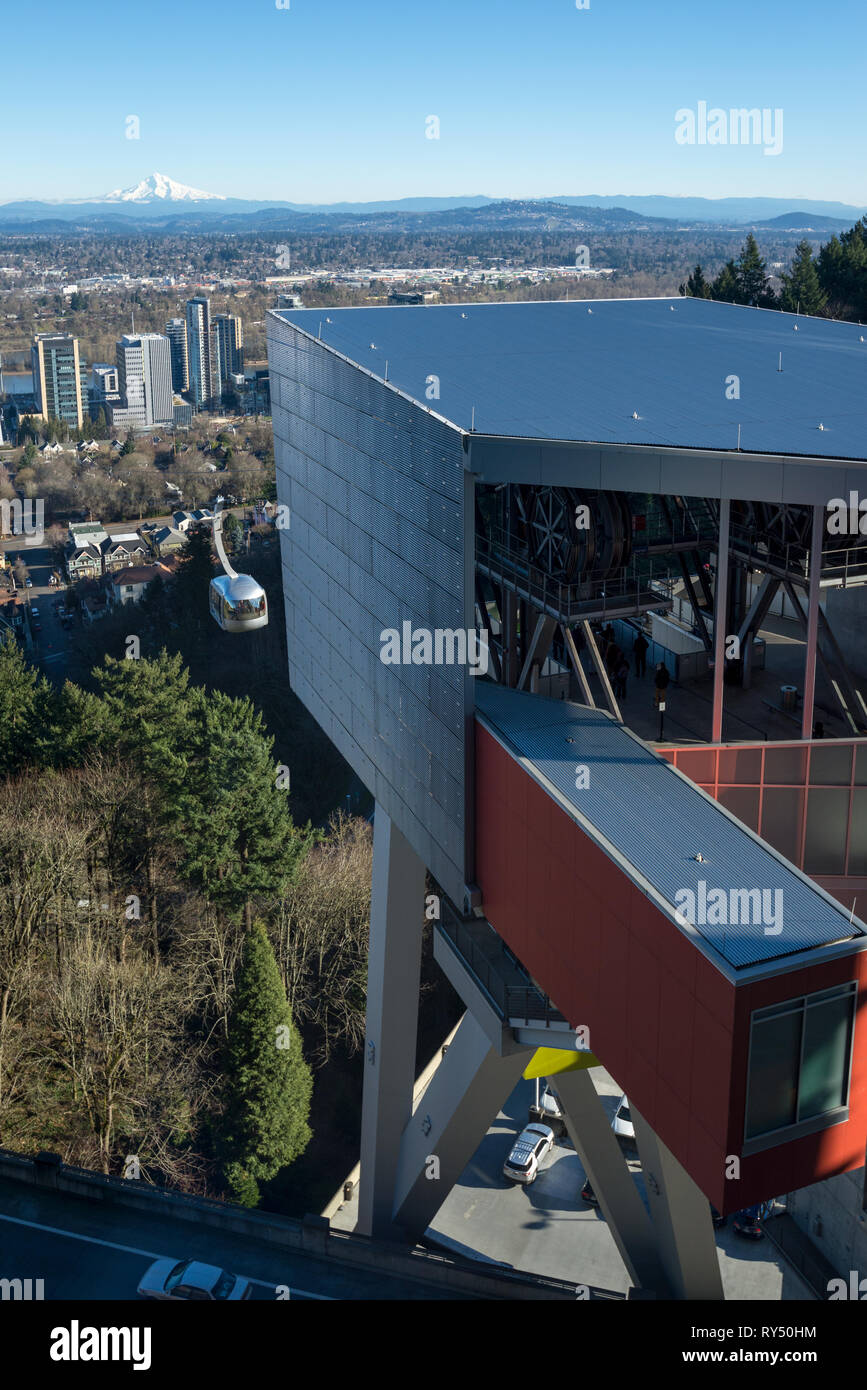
top-left (2, 0), bottom-right (865, 205)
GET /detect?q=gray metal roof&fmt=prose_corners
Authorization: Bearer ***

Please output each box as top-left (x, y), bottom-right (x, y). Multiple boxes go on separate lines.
top-left (274, 298), bottom-right (867, 461)
top-left (474, 683), bottom-right (865, 971)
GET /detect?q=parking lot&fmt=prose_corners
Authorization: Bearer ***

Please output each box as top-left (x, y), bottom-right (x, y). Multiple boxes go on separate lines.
top-left (330, 1066), bottom-right (814, 1300)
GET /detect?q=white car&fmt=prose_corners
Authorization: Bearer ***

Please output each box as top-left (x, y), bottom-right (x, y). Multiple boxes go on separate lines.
top-left (611, 1095), bottom-right (635, 1141)
top-left (539, 1085), bottom-right (563, 1122)
top-left (503, 1122), bottom-right (555, 1184)
top-left (137, 1258), bottom-right (252, 1301)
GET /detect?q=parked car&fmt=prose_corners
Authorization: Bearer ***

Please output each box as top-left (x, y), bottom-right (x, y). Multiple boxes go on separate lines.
top-left (732, 1206), bottom-right (764, 1240)
top-left (710, 1204), bottom-right (727, 1228)
top-left (580, 1178), bottom-right (598, 1206)
top-left (530, 1085), bottom-right (566, 1136)
top-left (137, 1258), bottom-right (252, 1301)
top-left (503, 1122), bottom-right (555, 1185)
top-left (611, 1095), bottom-right (635, 1141)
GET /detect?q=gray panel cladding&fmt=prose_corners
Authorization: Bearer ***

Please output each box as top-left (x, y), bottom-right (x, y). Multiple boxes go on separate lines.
top-left (268, 313), bottom-right (470, 901)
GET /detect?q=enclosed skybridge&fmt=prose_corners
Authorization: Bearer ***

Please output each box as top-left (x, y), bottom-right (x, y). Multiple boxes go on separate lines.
top-left (474, 682), bottom-right (867, 1216)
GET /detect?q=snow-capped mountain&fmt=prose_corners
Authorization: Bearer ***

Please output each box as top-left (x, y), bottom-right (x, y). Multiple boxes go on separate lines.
top-left (98, 173), bottom-right (226, 203)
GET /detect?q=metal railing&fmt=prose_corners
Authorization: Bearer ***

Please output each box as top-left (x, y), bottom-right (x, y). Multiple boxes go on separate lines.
top-left (476, 528), bottom-right (677, 622)
top-left (436, 902), bottom-right (566, 1026)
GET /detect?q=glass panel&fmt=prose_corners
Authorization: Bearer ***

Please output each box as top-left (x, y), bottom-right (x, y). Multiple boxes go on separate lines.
top-left (854, 745), bottom-right (867, 786)
top-left (718, 786), bottom-right (760, 831)
top-left (746, 1011), bottom-right (802, 1140)
top-left (674, 749), bottom-right (717, 785)
top-left (798, 995), bottom-right (853, 1120)
top-left (763, 745), bottom-right (807, 786)
top-left (849, 789), bottom-right (867, 876)
top-left (718, 748), bottom-right (762, 785)
top-left (804, 788), bottom-right (848, 875)
top-left (809, 744), bottom-right (854, 786)
top-left (760, 787), bottom-right (804, 865)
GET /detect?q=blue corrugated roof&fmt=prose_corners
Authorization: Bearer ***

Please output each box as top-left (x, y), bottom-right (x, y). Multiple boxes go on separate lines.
top-left (275, 298), bottom-right (867, 460)
top-left (475, 683), bottom-right (864, 970)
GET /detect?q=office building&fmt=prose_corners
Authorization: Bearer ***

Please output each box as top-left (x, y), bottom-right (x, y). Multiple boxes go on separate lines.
top-left (31, 334), bottom-right (85, 430)
top-left (114, 333), bottom-right (173, 427)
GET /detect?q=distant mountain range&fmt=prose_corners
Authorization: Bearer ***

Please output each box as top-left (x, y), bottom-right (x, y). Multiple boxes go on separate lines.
top-left (0, 173), bottom-right (863, 232)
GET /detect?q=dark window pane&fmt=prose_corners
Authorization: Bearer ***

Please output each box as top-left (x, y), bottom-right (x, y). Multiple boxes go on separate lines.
top-left (764, 745), bottom-right (807, 786)
top-left (718, 748), bottom-right (762, 785)
top-left (848, 789), bottom-right (867, 875)
top-left (855, 745), bottom-right (867, 787)
top-left (718, 786), bottom-right (760, 831)
top-left (760, 787), bottom-right (804, 865)
top-left (798, 996), bottom-right (853, 1120)
top-left (804, 789), bottom-right (848, 875)
top-left (809, 744), bottom-right (854, 786)
top-left (745, 1011), bottom-right (802, 1140)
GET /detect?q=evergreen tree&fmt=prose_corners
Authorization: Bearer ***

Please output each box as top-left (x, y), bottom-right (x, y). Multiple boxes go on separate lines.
top-left (779, 240), bottom-right (828, 316)
top-left (0, 634), bottom-right (54, 774)
top-left (711, 259), bottom-right (740, 303)
top-left (177, 686), bottom-right (308, 920)
top-left (221, 921), bottom-right (313, 1207)
top-left (679, 264), bottom-right (712, 298)
top-left (171, 525), bottom-right (214, 642)
top-left (817, 219), bottom-right (867, 320)
top-left (735, 233), bottom-right (775, 307)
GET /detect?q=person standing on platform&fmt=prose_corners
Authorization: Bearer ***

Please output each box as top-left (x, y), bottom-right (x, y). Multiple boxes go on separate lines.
top-left (633, 630), bottom-right (649, 677)
top-left (654, 662), bottom-right (670, 705)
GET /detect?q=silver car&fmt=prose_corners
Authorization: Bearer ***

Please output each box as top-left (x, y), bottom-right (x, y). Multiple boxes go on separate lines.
top-left (503, 1122), bottom-right (555, 1185)
top-left (137, 1258), bottom-right (252, 1301)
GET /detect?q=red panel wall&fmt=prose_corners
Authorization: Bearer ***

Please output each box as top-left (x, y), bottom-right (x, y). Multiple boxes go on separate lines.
top-left (476, 723), bottom-right (867, 1212)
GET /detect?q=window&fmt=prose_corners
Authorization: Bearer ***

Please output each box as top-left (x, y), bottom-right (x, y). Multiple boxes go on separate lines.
top-left (744, 983), bottom-right (856, 1152)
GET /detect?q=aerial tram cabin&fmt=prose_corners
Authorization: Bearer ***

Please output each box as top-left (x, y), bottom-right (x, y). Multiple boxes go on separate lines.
top-left (208, 573), bottom-right (268, 632)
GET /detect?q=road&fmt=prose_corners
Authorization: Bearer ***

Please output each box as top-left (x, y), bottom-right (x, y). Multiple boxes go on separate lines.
top-left (0, 1178), bottom-right (461, 1301)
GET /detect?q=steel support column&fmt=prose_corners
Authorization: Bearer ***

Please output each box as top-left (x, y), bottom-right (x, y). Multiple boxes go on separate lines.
top-left (391, 1012), bottom-right (531, 1240)
top-left (554, 1069), bottom-right (669, 1294)
top-left (801, 504), bottom-right (824, 740)
top-left (356, 808), bottom-right (425, 1239)
top-left (632, 1107), bottom-right (724, 1300)
top-left (711, 499), bottom-right (730, 743)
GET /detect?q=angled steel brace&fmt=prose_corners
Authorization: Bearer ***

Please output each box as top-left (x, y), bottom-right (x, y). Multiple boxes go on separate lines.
top-left (518, 613), bottom-right (556, 691)
top-left (562, 624), bottom-right (596, 707)
top-left (581, 619), bottom-right (622, 722)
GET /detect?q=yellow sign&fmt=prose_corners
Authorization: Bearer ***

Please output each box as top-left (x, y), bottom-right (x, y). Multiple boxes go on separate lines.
top-left (523, 1046), bottom-right (599, 1079)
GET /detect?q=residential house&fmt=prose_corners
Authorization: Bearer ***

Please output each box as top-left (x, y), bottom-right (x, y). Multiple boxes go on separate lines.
top-left (142, 525), bottom-right (186, 559)
top-left (66, 544), bottom-right (102, 581)
top-left (171, 508), bottom-right (214, 532)
top-left (100, 532), bottom-right (149, 572)
top-left (108, 562), bottom-right (172, 606)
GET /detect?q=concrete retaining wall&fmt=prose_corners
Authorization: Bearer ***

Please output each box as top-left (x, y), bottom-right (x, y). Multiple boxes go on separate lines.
top-left (0, 1148), bottom-right (618, 1301)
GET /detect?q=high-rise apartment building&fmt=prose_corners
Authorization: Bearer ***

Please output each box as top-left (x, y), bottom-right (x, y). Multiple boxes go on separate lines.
top-left (213, 314), bottom-right (244, 383)
top-left (185, 297), bottom-right (215, 408)
top-left (165, 318), bottom-right (189, 393)
top-left (31, 333), bottom-right (85, 429)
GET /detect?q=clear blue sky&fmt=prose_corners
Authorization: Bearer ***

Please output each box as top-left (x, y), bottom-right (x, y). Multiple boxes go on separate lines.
top-left (3, 0), bottom-right (865, 204)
